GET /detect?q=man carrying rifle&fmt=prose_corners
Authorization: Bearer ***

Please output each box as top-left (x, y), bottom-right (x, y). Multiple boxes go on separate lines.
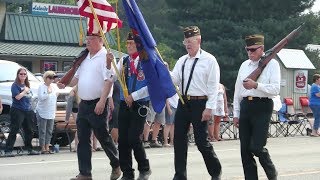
top-left (233, 34), bottom-right (280, 180)
top-left (58, 32), bottom-right (121, 180)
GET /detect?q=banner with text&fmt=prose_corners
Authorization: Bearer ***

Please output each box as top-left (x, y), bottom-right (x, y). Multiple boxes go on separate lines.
top-left (32, 2), bottom-right (79, 17)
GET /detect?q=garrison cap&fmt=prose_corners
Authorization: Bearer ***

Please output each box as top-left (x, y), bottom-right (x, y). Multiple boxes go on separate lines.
top-left (86, 31), bottom-right (102, 37)
top-left (183, 26), bottom-right (201, 38)
top-left (245, 34), bottom-right (264, 46)
top-left (127, 32), bottom-right (135, 40)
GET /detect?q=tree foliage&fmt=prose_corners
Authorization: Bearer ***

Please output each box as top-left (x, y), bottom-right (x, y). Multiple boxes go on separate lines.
top-left (5, 0), bottom-right (320, 97)
top-left (159, 0), bottom-right (320, 98)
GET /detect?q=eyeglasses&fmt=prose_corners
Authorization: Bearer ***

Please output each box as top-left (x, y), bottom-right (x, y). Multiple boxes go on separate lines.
top-left (182, 38), bottom-right (197, 45)
top-left (245, 46), bottom-right (262, 52)
top-left (19, 73), bottom-right (27, 76)
top-left (47, 76), bottom-right (54, 79)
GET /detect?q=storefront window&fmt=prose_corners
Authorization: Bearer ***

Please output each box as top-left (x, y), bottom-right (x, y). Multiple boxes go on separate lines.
top-left (43, 61), bottom-right (57, 72)
top-left (63, 61), bottom-right (73, 72)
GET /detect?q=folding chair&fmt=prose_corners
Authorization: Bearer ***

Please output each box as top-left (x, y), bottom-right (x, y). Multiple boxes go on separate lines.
top-left (52, 111), bottom-right (77, 152)
top-left (282, 98), bottom-right (307, 136)
top-left (299, 96), bottom-right (313, 135)
top-left (268, 111), bottom-right (284, 138)
top-left (220, 116), bottom-right (237, 139)
top-left (220, 102), bottom-right (238, 140)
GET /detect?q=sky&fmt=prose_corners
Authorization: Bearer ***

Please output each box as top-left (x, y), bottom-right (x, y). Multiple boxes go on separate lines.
top-left (311, 0), bottom-right (320, 12)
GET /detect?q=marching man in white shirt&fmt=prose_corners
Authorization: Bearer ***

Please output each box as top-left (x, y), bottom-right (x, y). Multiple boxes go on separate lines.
top-left (171, 26), bottom-right (222, 180)
top-left (233, 34), bottom-right (280, 180)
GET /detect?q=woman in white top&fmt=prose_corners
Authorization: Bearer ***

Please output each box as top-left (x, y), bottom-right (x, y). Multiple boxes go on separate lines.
top-left (208, 83), bottom-right (228, 141)
top-left (36, 71), bottom-right (58, 154)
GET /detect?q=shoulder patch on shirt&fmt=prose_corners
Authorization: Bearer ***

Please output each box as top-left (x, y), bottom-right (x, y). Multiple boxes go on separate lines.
top-left (137, 70), bottom-right (145, 81)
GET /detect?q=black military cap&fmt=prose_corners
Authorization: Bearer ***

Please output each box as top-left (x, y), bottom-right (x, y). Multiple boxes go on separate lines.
top-left (183, 26), bottom-right (201, 38)
top-left (245, 34), bottom-right (264, 46)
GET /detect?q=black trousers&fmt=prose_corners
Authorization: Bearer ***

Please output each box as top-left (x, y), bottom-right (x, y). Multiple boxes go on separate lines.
top-left (5, 107), bottom-right (34, 152)
top-left (77, 99), bottom-right (119, 176)
top-left (118, 101), bottom-right (150, 178)
top-left (173, 99), bottom-right (221, 180)
top-left (239, 98), bottom-right (277, 180)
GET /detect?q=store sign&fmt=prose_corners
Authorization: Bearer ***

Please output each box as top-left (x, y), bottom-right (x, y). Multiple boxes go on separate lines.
top-left (32, 2), bottom-right (79, 17)
top-left (294, 70), bottom-right (308, 93)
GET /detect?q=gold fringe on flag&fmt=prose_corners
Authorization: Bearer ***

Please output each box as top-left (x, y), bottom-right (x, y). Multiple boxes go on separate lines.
top-left (79, 16), bottom-right (84, 46)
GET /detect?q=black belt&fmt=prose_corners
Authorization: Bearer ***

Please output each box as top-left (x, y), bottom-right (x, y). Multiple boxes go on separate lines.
top-left (81, 98), bottom-right (100, 104)
top-left (243, 96), bottom-right (269, 101)
top-left (182, 95), bottom-right (208, 101)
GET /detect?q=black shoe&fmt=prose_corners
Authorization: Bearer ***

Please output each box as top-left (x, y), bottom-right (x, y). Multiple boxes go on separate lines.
top-left (137, 170), bottom-right (151, 180)
top-left (28, 150), bottom-right (40, 155)
top-left (110, 166), bottom-right (122, 180)
top-left (4, 151), bottom-right (15, 157)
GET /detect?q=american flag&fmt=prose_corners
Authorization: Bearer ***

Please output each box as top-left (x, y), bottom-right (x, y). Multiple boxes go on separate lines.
top-left (77, 0), bottom-right (122, 34)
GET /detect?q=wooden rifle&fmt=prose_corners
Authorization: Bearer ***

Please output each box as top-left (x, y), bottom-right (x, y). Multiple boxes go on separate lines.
top-left (59, 48), bottom-right (89, 86)
top-left (246, 23), bottom-right (304, 81)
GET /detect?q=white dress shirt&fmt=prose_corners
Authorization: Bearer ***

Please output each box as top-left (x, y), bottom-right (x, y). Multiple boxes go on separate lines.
top-left (171, 49), bottom-right (220, 110)
top-left (36, 83), bottom-right (57, 119)
top-left (233, 58), bottom-right (281, 118)
top-left (75, 48), bottom-right (113, 100)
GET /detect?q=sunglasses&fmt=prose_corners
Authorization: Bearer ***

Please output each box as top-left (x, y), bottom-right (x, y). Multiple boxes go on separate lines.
top-left (47, 75), bottom-right (57, 80)
top-left (19, 73), bottom-right (27, 76)
top-left (245, 46), bottom-right (262, 52)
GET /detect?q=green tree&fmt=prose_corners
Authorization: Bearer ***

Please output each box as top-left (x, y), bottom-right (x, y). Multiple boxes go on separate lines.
top-left (162, 0), bottom-right (320, 98)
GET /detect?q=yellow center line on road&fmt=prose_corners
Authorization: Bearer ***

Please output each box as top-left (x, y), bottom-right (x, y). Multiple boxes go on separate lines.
top-left (0, 148), bottom-right (238, 167)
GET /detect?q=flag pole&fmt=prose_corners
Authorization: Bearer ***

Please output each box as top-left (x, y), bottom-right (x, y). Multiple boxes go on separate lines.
top-left (155, 48), bottom-right (185, 105)
top-left (87, 0), bottom-right (129, 98)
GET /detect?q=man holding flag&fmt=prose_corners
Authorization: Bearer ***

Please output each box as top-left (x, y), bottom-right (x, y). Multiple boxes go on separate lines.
top-left (121, 0), bottom-right (177, 114)
top-left (59, 1), bottom-right (123, 180)
top-left (107, 31), bottom-right (152, 180)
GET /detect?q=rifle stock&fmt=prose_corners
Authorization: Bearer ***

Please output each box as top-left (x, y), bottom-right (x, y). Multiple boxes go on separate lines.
top-left (246, 23), bottom-right (304, 81)
top-left (59, 48), bottom-right (89, 86)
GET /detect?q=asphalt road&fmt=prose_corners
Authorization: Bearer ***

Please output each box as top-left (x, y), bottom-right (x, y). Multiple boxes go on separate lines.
top-left (0, 136), bottom-right (320, 180)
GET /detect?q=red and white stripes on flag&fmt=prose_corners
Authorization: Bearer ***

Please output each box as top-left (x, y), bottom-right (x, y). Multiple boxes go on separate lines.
top-left (77, 0), bottom-right (122, 34)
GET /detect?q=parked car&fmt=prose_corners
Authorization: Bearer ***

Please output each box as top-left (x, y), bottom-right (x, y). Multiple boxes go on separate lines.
top-left (0, 60), bottom-right (75, 146)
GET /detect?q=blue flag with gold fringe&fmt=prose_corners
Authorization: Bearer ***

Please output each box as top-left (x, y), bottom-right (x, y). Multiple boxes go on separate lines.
top-left (122, 0), bottom-right (176, 113)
